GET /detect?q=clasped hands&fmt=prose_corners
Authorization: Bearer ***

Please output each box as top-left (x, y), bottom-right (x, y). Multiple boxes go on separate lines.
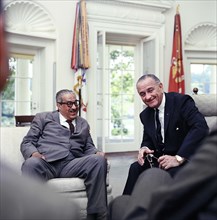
top-left (138, 147), bottom-right (181, 169)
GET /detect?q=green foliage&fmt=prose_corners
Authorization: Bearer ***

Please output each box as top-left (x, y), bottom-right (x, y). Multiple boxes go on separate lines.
top-left (109, 48), bottom-right (134, 136)
top-left (2, 57), bottom-right (16, 100)
top-left (1, 58), bottom-right (16, 126)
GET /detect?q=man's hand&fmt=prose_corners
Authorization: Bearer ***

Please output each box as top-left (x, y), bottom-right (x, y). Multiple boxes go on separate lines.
top-left (96, 151), bottom-right (105, 157)
top-left (138, 147), bottom-right (154, 166)
top-left (158, 155), bottom-right (180, 170)
top-left (31, 152), bottom-right (45, 160)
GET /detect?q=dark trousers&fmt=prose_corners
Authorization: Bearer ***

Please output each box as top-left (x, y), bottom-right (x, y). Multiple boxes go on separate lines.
top-left (109, 168), bottom-right (173, 220)
top-left (123, 159), bottom-right (184, 195)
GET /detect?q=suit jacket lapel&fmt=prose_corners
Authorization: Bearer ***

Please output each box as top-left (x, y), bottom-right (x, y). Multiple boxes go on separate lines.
top-left (146, 108), bottom-right (158, 146)
top-left (52, 111), bottom-right (60, 123)
top-left (52, 111), bottom-right (81, 134)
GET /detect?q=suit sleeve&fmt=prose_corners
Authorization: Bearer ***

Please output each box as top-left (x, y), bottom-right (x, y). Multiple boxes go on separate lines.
top-left (84, 134), bottom-right (98, 155)
top-left (176, 95), bottom-right (209, 158)
top-left (139, 109), bottom-right (155, 150)
top-left (149, 129), bottom-right (217, 220)
top-left (83, 123), bottom-right (98, 155)
top-left (20, 113), bottom-right (45, 159)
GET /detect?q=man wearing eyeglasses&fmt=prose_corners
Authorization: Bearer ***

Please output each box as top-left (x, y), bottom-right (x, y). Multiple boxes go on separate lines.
top-left (20, 89), bottom-right (107, 220)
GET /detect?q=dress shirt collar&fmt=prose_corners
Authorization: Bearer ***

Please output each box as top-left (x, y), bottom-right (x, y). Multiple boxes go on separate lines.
top-left (59, 112), bottom-right (76, 128)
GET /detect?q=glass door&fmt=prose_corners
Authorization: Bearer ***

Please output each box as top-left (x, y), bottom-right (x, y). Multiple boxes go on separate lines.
top-left (96, 31), bottom-right (145, 152)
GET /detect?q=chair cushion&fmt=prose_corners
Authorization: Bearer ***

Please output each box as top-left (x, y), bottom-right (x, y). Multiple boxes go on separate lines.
top-left (47, 161), bottom-right (111, 193)
top-left (47, 177), bottom-right (86, 193)
top-left (205, 116), bottom-right (217, 133)
top-left (47, 176), bottom-right (113, 193)
top-left (192, 94), bottom-right (217, 117)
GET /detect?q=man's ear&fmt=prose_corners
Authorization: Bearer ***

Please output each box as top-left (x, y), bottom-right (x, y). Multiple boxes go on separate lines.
top-left (56, 103), bottom-right (61, 110)
top-left (159, 82), bottom-right (164, 90)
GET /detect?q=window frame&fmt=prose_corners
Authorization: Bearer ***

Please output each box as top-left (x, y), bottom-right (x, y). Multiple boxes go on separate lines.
top-left (185, 50), bottom-right (217, 94)
top-left (0, 33), bottom-right (56, 127)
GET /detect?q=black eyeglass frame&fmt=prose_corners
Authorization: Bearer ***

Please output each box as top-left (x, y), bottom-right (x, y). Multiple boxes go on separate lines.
top-left (58, 100), bottom-right (80, 108)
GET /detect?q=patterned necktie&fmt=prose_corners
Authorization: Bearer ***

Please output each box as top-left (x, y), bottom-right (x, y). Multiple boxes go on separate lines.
top-left (155, 109), bottom-right (163, 145)
top-left (66, 120), bottom-right (74, 134)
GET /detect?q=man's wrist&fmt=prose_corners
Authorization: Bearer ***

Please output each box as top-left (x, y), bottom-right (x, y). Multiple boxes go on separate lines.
top-left (175, 155), bottom-right (185, 164)
top-left (141, 146), bottom-right (149, 150)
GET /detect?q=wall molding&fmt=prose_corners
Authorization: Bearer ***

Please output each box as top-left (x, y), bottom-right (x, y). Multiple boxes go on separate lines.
top-left (4, 0), bottom-right (56, 39)
top-left (185, 22), bottom-right (217, 51)
top-left (86, 0), bottom-right (172, 28)
top-left (87, 0), bottom-right (173, 11)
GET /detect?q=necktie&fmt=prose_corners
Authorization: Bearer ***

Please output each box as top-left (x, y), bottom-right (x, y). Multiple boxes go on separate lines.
top-left (66, 120), bottom-right (74, 134)
top-left (155, 109), bottom-right (163, 145)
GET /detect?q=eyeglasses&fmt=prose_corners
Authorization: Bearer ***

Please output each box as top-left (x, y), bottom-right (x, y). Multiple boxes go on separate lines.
top-left (145, 154), bottom-right (159, 168)
top-left (58, 100), bottom-right (79, 107)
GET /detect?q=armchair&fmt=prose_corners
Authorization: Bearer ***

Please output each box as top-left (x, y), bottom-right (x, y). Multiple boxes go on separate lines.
top-left (191, 94), bottom-right (217, 133)
top-left (0, 127), bottom-right (113, 220)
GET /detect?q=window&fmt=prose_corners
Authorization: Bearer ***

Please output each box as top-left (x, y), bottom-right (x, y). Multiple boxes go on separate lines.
top-left (2, 1), bottom-right (57, 127)
top-left (96, 32), bottom-right (141, 152)
top-left (97, 43), bottom-right (137, 151)
top-left (0, 54), bottom-right (33, 127)
top-left (95, 30), bottom-right (159, 152)
top-left (191, 63), bottom-right (216, 94)
top-left (184, 23), bottom-right (216, 95)
top-left (87, 0), bottom-right (166, 152)
top-left (106, 44), bottom-right (135, 142)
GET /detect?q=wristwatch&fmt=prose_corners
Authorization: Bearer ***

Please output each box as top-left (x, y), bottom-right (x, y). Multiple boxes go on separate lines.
top-left (175, 155), bottom-right (185, 164)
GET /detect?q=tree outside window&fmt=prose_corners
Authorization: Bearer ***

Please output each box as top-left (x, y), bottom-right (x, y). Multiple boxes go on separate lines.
top-left (108, 45), bottom-right (135, 140)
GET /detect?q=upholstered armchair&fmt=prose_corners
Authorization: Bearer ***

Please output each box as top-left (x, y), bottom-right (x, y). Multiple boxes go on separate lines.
top-left (0, 127), bottom-right (113, 220)
top-left (191, 94), bottom-right (217, 132)
top-left (47, 163), bottom-right (113, 219)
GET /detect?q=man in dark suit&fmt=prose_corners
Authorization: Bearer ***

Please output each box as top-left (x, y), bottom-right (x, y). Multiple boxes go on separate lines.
top-left (109, 126), bottom-right (217, 220)
top-left (123, 74), bottom-right (208, 195)
top-left (21, 89), bottom-right (107, 220)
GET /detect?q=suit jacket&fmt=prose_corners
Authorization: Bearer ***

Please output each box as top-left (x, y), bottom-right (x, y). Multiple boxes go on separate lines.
top-left (21, 111), bottom-right (98, 162)
top-left (140, 92), bottom-right (208, 159)
top-left (149, 128), bottom-right (217, 220)
top-left (117, 128), bottom-right (217, 220)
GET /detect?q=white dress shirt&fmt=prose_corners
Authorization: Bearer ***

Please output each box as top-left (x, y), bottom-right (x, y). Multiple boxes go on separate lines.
top-left (157, 93), bottom-right (165, 143)
top-left (59, 113), bottom-right (76, 130)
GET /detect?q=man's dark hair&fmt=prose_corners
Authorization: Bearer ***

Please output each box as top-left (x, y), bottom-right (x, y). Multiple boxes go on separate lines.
top-left (137, 74), bottom-right (161, 85)
top-left (56, 89), bottom-right (76, 103)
